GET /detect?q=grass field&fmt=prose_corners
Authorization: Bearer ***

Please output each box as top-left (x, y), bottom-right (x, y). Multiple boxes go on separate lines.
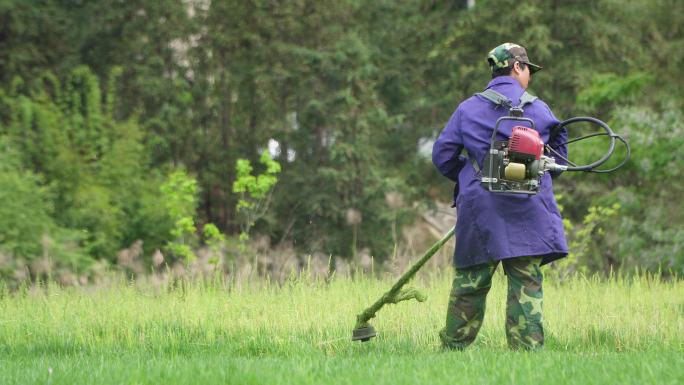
top-left (1, 270), bottom-right (683, 385)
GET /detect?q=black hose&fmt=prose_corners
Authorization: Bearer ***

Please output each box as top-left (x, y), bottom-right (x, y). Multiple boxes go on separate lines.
top-left (558, 116), bottom-right (615, 171)
top-left (591, 134), bottom-right (631, 173)
top-left (547, 116), bottom-right (630, 173)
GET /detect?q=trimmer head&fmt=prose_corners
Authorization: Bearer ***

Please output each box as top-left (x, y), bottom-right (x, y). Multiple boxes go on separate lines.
top-left (350, 229), bottom-right (456, 344)
top-left (351, 325), bottom-right (377, 342)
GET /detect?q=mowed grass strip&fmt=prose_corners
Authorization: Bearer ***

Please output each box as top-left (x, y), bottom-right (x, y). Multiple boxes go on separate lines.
top-left (0, 271), bottom-right (682, 384)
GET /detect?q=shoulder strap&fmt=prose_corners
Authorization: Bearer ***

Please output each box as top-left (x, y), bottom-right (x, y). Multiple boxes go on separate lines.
top-left (463, 149), bottom-right (481, 174)
top-left (518, 91), bottom-right (537, 108)
top-left (476, 89), bottom-right (511, 108)
top-left (476, 89), bottom-right (537, 109)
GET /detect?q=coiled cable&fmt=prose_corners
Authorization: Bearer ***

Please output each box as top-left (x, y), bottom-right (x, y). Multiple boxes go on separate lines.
top-left (545, 116), bottom-right (630, 173)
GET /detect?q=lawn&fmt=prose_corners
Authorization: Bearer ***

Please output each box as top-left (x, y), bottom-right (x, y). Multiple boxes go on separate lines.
top-left (1, 271), bottom-right (682, 384)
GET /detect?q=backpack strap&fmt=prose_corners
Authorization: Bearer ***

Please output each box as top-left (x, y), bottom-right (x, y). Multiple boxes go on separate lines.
top-left (518, 91), bottom-right (537, 108)
top-left (476, 89), bottom-right (537, 109)
top-left (476, 89), bottom-right (512, 108)
top-left (464, 149), bottom-right (481, 174)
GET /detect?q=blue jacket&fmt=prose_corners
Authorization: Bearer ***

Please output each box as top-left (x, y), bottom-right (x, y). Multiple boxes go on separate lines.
top-left (432, 76), bottom-right (568, 268)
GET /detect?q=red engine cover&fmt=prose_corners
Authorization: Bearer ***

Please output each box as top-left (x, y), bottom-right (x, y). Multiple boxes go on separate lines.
top-left (509, 126), bottom-right (543, 160)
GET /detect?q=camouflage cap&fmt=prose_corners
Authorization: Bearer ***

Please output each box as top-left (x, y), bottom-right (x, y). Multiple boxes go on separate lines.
top-left (487, 43), bottom-right (542, 74)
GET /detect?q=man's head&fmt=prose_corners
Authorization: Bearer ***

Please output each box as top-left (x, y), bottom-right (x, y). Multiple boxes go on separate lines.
top-left (487, 43), bottom-right (542, 90)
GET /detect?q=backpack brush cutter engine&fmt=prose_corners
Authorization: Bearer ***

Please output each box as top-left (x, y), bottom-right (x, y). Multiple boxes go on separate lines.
top-left (351, 90), bottom-right (630, 342)
top-left (480, 112), bottom-right (630, 194)
top-left (482, 118), bottom-right (562, 194)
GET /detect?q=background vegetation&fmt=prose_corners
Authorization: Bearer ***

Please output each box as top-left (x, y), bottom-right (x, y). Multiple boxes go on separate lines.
top-left (1, 0), bottom-right (683, 283)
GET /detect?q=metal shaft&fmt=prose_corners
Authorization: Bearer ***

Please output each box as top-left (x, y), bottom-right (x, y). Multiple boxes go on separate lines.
top-left (353, 227), bottom-right (455, 332)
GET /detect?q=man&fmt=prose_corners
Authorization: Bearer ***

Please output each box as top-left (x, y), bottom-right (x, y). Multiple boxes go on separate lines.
top-left (431, 43), bottom-right (568, 350)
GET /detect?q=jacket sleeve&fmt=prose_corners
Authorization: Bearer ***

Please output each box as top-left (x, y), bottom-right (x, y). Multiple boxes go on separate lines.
top-left (542, 103), bottom-right (568, 179)
top-left (432, 107), bottom-right (466, 183)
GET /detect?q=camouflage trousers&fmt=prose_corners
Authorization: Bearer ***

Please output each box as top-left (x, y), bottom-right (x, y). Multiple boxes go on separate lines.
top-left (439, 256), bottom-right (544, 350)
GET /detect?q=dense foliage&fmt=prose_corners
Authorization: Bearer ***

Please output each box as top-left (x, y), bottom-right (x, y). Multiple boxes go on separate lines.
top-left (0, 0), bottom-right (682, 279)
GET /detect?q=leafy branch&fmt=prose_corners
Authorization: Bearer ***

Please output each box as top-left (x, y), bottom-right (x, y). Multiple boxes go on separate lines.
top-left (232, 152), bottom-right (281, 241)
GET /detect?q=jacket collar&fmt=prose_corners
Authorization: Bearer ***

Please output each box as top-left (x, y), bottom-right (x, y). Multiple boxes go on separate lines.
top-left (485, 76), bottom-right (523, 92)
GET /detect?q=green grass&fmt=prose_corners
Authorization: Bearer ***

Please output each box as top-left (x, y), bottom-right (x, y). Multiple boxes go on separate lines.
top-left (1, 271), bottom-right (683, 385)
